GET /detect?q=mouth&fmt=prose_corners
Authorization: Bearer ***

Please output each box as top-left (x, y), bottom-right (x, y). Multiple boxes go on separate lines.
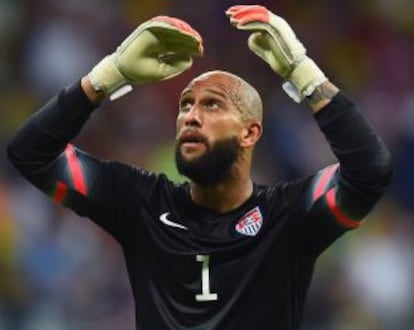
top-left (178, 132), bottom-right (208, 150)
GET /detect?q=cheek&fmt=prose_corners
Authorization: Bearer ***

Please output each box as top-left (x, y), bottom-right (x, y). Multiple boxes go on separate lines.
top-left (210, 125), bottom-right (242, 146)
top-left (215, 119), bottom-right (244, 136)
top-left (176, 115), bottom-right (184, 134)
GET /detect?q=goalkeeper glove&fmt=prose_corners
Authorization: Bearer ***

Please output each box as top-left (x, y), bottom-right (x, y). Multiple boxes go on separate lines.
top-left (89, 16), bottom-right (203, 100)
top-left (226, 5), bottom-right (327, 103)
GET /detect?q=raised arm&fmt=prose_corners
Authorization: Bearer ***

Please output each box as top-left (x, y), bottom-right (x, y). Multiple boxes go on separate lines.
top-left (7, 16), bottom-right (203, 239)
top-left (226, 5), bottom-right (393, 254)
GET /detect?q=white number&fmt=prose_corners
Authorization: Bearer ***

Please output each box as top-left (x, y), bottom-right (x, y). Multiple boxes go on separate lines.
top-left (195, 254), bottom-right (218, 302)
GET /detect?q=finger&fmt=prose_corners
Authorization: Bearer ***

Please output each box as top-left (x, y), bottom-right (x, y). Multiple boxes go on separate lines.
top-left (226, 5), bottom-right (266, 16)
top-left (232, 21), bottom-right (270, 33)
top-left (160, 27), bottom-right (203, 55)
top-left (161, 56), bottom-right (193, 79)
top-left (149, 27), bottom-right (203, 56)
top-left (229, 6), bottom-right (270, 26)
top-left (151, 16), bottom-right (202, 42)
top-left (165, 41), bottom-right (203, 57)
top-left (151, 16), bottom-right (200, 37)
top-left (161, 53), bottom-right (192, 67)
top-left (248, 32), bottom-right (272, 52)
top-left (150, 16), bottom-right (203, 54)
top-left (225, 5), bottom-right (248, 16)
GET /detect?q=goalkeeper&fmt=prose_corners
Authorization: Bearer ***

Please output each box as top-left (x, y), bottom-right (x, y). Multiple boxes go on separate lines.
top-left (8, 6), bottom-right (392, 330)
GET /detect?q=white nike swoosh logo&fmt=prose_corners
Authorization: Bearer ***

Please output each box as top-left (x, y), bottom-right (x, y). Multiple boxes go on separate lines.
top-left (159, 212), bottom-right (188, 230)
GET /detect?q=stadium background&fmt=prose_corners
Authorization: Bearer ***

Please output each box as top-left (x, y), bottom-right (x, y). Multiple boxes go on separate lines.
top-left (0, 0), bottom-right (414, 329)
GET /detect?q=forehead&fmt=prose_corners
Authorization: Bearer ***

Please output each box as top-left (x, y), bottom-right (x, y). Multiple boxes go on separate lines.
top-left (181, 73), bottom-right (242, 99)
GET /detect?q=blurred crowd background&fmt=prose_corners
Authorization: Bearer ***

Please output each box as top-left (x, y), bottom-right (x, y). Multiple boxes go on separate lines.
top-left (1, 0), bottom-right (414, 329)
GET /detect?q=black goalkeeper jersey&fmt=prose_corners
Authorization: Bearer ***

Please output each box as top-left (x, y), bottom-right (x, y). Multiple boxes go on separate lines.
top-left (7, 81), bottom-right (392, 330)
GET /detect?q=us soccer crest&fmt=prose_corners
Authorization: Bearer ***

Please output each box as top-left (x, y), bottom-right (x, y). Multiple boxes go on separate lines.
top-left (235, 206), bottom-right (263, 236)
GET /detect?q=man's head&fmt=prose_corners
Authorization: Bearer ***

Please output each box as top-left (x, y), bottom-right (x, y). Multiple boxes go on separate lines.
top-left (175, 70), bottom-right (263, 185)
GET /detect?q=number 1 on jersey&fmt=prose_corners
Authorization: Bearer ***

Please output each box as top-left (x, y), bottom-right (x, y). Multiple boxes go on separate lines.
top-left (195, 255), bottom-right (218, 302)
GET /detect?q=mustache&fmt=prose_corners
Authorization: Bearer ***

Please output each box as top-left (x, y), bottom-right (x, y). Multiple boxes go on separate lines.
top-left (177, 132), bottom-right (209, 146)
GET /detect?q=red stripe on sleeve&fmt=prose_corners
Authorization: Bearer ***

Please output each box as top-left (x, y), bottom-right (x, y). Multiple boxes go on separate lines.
top-left (326, 188), bottom-right (360, 229)
top-left (313, 164), bottom-right (339, 202)
top-left (65, 144), bottom-right (87, 196)
top-left (54, 181), bottom-right (68, 203)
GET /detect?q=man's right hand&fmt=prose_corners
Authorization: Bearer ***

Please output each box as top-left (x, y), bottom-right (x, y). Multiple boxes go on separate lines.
top-left (88, 16), bottom-right (203, 100)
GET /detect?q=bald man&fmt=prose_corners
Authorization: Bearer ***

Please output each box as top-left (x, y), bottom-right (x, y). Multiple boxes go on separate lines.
top-left (7, 9), bottom-right (392, 330)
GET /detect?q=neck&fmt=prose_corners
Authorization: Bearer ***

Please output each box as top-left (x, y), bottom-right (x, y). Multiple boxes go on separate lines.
top-left (189, 173), bottom-right (253, 213)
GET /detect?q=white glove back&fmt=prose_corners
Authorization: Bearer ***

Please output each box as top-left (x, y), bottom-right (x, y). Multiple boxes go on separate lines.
top-left (226, 5), bottom-right (327, 103)
top-left (89, 16), bottom-right (203, 100)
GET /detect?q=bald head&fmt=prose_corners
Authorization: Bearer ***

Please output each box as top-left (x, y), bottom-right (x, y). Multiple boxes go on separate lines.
top-left (185, 70), bottom-right (263, 123)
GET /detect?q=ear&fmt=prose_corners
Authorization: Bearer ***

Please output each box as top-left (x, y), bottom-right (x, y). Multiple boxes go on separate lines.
top-left (240, 121), bottom-right (262, 148)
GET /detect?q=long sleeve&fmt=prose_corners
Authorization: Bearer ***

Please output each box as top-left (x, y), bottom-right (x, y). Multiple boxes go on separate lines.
top-left (314, 91), bottom-right (393, 195)
top-left (6, 80), bottom-right (153, 241)
top-left (7, 80), bottom-right (97, 171)
top-left (284, 92), bottom-right (393, 256)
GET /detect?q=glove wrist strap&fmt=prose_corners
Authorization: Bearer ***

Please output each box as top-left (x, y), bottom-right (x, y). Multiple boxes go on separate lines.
top-left (88, 54), bottom-right (128, 96)
top-left (282, 57), bottom-right (327, 103)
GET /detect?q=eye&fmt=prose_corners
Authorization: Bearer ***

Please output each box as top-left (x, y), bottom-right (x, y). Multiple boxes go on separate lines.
top-left (179, 98), bottom-right (193, 112)
top-left (204, 99), bottom-right (221, 110)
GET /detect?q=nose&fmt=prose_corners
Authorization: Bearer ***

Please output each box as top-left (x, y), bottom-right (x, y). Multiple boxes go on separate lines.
top-left (183, 105), bottom-right (202, 128)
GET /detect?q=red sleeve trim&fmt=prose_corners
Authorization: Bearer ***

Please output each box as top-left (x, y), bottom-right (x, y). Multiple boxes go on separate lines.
top-left (326, 188), bottom-right (360, 229)
top-left (54, 181), bottom-right (68, 203)
top-left (65, 144), bottom-right (87, 196)
top-left (313, 164), bottom-right (339, 202)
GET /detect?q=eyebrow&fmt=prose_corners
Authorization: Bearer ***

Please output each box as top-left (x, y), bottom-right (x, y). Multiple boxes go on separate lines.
top-left (180, 88), bottom-right (228, 100)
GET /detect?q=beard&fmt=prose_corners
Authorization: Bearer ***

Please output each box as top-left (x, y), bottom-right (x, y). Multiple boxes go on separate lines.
top-left (175, 136), bottom-right (241, 185)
